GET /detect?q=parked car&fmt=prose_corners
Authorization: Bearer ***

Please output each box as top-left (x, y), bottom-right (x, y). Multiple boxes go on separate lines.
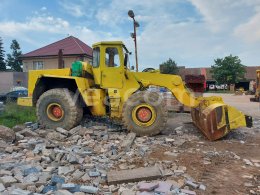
top-left (0, 90), bottom-right (28, 104)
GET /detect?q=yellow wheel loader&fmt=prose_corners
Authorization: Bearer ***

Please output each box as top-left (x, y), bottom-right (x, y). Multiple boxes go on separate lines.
top-left (18, 41), bottom-right (252, 141)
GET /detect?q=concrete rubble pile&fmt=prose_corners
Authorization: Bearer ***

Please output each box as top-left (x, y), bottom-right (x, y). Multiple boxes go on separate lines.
top-left (0, 117), bottom-right (259, 195)
top-left (0, 119), bottom-right (207, 195)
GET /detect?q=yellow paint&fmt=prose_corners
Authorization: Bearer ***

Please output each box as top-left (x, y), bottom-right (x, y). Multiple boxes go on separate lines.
top-left (132, 104), bottom-right (156, 127)
top-left (17, 97), bottom-right (33, 106)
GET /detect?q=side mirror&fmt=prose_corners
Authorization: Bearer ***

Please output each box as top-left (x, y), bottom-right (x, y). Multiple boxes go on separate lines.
top-left (131, 66), bottom-right (135, 70)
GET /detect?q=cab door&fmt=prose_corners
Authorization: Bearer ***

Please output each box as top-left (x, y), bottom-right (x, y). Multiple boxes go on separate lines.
top-left (100, 46), bottom-right (124, 89)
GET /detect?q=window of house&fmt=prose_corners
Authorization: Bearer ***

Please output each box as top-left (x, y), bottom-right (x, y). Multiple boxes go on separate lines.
top-left (105, 47), bottom-right (120, 67)
top-left (93, 47), bottom-right (100, 68)
top-left (33, 61), bottom-right (44, 70)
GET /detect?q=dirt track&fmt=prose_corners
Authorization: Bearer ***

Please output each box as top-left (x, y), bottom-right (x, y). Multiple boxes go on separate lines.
top-left (162, 93), bottom-right (260, 194)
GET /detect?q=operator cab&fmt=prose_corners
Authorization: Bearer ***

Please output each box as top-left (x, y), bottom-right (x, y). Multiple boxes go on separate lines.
top-left (92, 41), bottom-right (130, 89)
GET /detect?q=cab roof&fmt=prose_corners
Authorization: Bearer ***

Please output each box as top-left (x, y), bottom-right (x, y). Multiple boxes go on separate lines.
top-left (92, 41), bottom-right (124, 47)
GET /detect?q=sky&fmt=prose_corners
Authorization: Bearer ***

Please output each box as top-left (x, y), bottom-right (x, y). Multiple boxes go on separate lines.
top-left (0, 0), bottom-right (260, 70)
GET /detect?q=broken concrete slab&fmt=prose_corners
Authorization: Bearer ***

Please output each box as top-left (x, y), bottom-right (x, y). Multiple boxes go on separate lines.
top-left (107, 166), bottom-right (162, 185)
top-left (121, 132), bottom-right (136, 151)
top-left (137, 182), bottom-right (159, 191)
top-left (80, 186), bottom-right (99, 194)
top-left (154, 181), bottom-right (172, 194)
top-left (0, 175), bottom-right (17, 187)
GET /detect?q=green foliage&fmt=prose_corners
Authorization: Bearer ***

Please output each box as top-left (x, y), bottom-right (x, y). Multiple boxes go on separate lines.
top-left (0, 37), bottom-right (6, 71)
top-left (0, 103), bottom-right (36, 128)
top-left (160, 58), bottom-right (179, 74)
top-left (6, 40), bottom-right (23, 72)
top-left (211, 55), bottom-right (246, 85)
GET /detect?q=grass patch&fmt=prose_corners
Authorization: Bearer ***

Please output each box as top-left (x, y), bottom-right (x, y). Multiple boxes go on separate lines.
top-left (0, 103), bottom-right (36, 128)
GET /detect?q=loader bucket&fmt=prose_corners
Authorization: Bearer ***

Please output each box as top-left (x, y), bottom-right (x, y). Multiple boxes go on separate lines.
top-left (191, 100), bottom-right (253, 141)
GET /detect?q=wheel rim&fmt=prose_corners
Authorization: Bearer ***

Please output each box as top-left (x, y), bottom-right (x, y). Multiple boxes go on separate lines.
top-left (46, 103), bottom-right (64, 121)
top-left (132, 104), bottom-right (156, 127)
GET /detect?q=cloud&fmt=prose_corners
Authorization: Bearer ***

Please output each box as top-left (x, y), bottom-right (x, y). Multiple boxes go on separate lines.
top-left (40, 7), bottom-right (47, 11)
top-left (1, 0), bottom-right (260, 68)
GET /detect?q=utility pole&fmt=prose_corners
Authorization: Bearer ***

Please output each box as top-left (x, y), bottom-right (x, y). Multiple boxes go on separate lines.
top-left (128, 10), bottom-right (140, 72)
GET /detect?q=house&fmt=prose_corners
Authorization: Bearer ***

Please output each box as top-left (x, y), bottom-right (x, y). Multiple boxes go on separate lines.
top-left (21, 36), bottom-right (93, 72)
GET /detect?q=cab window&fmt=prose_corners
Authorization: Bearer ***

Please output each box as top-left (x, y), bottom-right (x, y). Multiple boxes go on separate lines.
top-left (105, 47), bottom-right (120, 67)
top-left (93, 47), bottom-right (100, 68)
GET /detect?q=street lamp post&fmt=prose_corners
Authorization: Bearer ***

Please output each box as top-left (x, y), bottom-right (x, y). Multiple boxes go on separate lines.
top-left (128, 10), bottom-right (139, 72)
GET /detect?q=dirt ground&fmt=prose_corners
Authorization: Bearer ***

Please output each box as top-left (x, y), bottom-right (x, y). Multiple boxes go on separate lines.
top-left (154, 93), bottom-right (260, 194)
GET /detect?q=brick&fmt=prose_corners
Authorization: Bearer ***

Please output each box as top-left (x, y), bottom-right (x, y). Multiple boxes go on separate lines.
top-left (107, 166), bottom-right (162, 185)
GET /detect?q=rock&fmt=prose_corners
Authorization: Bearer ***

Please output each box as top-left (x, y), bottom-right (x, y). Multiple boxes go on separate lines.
top-left (0, 170), bottom-right (12, 176)
top-left (67, 154), bottom-right (78, 164)
top-left (19, 128), bottom-right (38, 137)
top-left (27, 185), bottom-right (36, 192)
top-left (42, 185), bottom-right (58, 194)
top-left (0, 125), bottom-right (15, 142)
top-left (12, 125), bottom-right (25, 132)
top-left (89, 171), bottom-right (100, 177)
top-left (46, 131), bottom-right (67, 141)
top-left (121, 189), bottom-right (136, 195)
top-left (181, 189), bottom-right (196, 195)
top-left (24, 167), bottom-right (39, 176)
top-left (0, 183), bottom-right (5, 192)
top-left (0, 175), bottom-right (17, 187)
top-left (5, 146), bottom-right (14, 153)
top-left (71, 170), bottom-right (84, 180)
top-left (199, 184), bottom-right (206, 190)
top-left (56, 127), bottom-right (69, 136)
top-left (51, 175), bottom-right (65, 185)
top-left (185, 180), bottom-right (199, 189)
top-left (58, 166), bottom-right (75, 176)
top-left (69, 125), bottom-right (82, 135)
top-left (154, 181), bottom-right (172, 194)
top-left (80, 186), bottom-right (99, 194)
top-left (121, 133), bottom-right (136, 151)
top-left (55, 190), bottom-right (73, 195)
top-left (61, 183), bottom-right (77, 190)
top-left (23, 173), bottom-right (39, 183)
top-left (11, 188), bottom-right (33, 195)
top-left (243, 159), bottom-right (253, 166)
top-left (81, 173), bottom-right (91, 182)
top-left (137, 182), bottom-right (159, 191)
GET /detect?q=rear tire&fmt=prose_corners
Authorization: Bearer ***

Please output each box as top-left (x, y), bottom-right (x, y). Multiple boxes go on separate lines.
top-left (36, 88), bottom-right (81, 130)
top-left (122, 91), bottom-right (168, 136)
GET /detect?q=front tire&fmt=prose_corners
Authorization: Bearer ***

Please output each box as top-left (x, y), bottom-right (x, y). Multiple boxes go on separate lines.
top-left (36, 88), bottom-right (82, 130)
top-left (122, 91), bottom-right (168, 136)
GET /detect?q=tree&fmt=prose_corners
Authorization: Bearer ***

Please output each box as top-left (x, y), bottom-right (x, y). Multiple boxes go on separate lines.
top-left (6, 40), bottom-right (23, 72)
top-left (0, 37), bottom-right (6, 71)
top-left (211, 55), bottom-right (246, 85)
top-left (159, 58), bottom-right (179, 74)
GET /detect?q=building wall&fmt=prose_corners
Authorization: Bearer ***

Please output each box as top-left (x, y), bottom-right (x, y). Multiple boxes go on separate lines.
top-left (0, 72), bottom-right (28, 93)
top-left (23, 56), bottom-right (92, 72)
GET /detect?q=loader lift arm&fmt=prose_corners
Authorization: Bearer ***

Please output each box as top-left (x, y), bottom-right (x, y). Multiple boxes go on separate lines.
top-left (133, 72), bottom-right (253, 141)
